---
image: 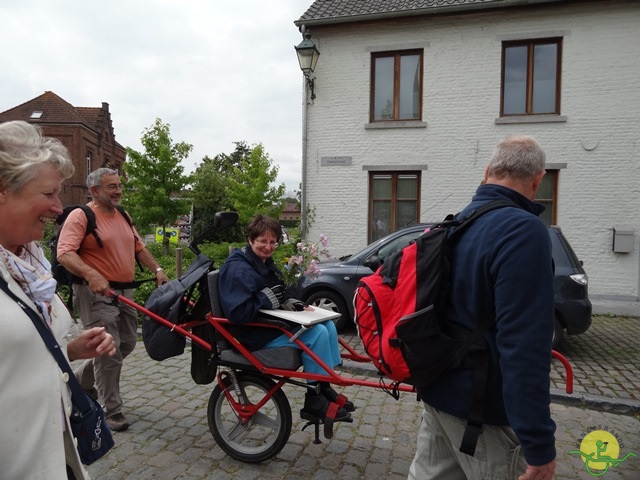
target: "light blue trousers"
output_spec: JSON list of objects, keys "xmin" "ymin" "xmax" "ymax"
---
[{"xmin": 262, "ymin": 320, "xmax": 341, "ymax": 376}]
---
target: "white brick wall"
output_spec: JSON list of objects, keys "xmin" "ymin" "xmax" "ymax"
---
[{"xmin": 302, "ymin": 1, "xmax": 640, "ymax": 301}]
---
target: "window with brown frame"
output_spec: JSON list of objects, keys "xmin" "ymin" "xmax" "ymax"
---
[
  {"xmin": 371, "ymin": 50, "xmax": 423, "ymax": 122},
  {"xmin": 501, "ymin": 38, "xmax": 562, "ymax": 116},
  {"xmin": 369, "ymin": 172, "xmax": 420, "ymax": 242},
  {"xmin": 86, "ymin": 150, "xmax": 93, "ymax": 176},
  {"xmin": 536, "ymin": 170, "xmax": 558, "ymax": 225}
]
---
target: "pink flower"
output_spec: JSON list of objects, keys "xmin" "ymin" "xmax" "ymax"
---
[{"xmin": 281, "ymin": 235, "xmax": 332, "ymax": 287}]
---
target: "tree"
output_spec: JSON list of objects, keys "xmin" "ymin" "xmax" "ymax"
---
[
  {"xmin": 225, "ymin": 143, "xmax": 286, "ymax": 226},
  {"xmin": 190, "ymin": 142, "xmax": 285, "ymax": 242},
  {"xmin": 124, "ymin": 118, "xmax": 192, "ymax": 253},
  {"xmin": 189, "ymin": 155, "xmax": 242, "ymax": 243}
]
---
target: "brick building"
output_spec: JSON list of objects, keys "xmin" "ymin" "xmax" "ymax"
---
[
  {"xmin": 0, "ymin": 91, "xmax": 126, "ymax": 206},
  {"xmin": 280, "ymin": 201, "xmax": 301, "ymax": 222}
]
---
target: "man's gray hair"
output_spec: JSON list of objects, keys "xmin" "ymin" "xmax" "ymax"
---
[
  {"xmin": 87, "ymin": 168, "xmax": 119, "ymax": 189},
  {"xmin": 487, "ymin": 135, "xmax": 546, "ymax": 180}
]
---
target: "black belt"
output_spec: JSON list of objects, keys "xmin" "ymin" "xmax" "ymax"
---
[{"xmin": 73, "ymin": 278, "xmax": 155, "ymax": 289}]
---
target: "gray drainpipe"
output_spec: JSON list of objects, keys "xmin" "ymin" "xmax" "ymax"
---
[{"xmin": 301, "ymin": 74, "xmax": 309, "ymax": 240}]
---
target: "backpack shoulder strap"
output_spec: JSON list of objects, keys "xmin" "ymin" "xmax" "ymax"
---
[
  {"xmin": 78, "ymin": 204, "xmax": 103, "ymax": 248},
  {"xmin": 449, "ymin": 199, "xmax": 518, "ymax": 240},
  {"xmin": 115, "ymin": 205, "xmax": 133, "ymax": 227},
  {"xmin": 113, "ymin": 206, "xmax": 144, "ymax": 271}
]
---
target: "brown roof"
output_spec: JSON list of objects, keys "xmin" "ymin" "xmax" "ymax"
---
[
  {"xmin": 296, "ymin": 0, "xmax": 565, "ymax": 26},
  {"xmin": 0, "ymin": 91, "xmax": 93, "ymax": 129},
  {"xmin": 75, "ymin": 106, "xmax": 103, "ymax": 130}
]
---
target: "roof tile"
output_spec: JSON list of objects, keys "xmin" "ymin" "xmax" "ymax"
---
[
  {"xmin": 297, "ymin": 0, "xmax": 558, "ymax": 23},
  {"xmin": 0, "ymin": 91, "xmax": 92, "ymax": 128}
]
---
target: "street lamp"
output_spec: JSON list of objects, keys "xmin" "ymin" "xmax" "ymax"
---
[{"xmin": 295, "ymin": 31, "xmax": 320, "ymax": 100}]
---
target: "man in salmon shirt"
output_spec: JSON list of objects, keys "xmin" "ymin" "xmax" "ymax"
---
[{"xmin": 57, "ymin": 168, "xmax": 170, "ymax": 431}]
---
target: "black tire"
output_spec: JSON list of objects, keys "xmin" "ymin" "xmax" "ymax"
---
[
  {"xmin": 207, "ymin": 372, "xmax": 292, "ymax": 463},
  {"xmin": 552, "ymin": 316, "xmax": 564, "ymax": 350},
  {"xmin": 306, "ymin": 289, "xmax": 349, "ymax": 331}
]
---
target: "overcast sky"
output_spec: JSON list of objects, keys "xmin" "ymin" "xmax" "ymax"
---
[{"xmin": 0, "ymin": 0, "xmax": 309, "ymax": 193}]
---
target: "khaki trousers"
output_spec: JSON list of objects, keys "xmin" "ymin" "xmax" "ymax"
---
[
  {"xmin": 408, "ymin": 402, "xmax": 527, "ymax": 480},
  {"xmin": 73, "ymin": 285, "xmax": 137, "ymax": 417}
]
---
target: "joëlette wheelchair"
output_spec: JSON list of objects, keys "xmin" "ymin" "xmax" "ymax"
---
[{"xmin": 110, "ymin": 212, "xmax": 574, "ymax": 464}]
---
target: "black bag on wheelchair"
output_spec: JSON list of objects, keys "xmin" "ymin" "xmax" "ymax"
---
[{"xmin": 142, "ymin": 253, "xmax": 213, "ymax": 361}]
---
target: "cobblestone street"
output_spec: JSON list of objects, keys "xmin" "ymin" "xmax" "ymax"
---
[{"xmin": 84, "ymin": 315, "xmax": 639, "ymax": 479}]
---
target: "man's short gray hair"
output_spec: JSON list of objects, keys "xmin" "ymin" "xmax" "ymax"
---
[
  {"xmin": 487, "ymin": 135, "xmax": 546, "ymax": 180},
  {"xmin": 87, "ymin": 168, "xmax": 119, "ymax": 189}
]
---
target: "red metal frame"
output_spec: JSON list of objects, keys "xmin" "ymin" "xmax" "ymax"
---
[{"xmin": 111, "ymin": 290, "xmax": 573, "ymax": 396}]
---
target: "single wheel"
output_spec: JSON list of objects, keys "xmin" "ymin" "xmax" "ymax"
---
[
  {"xmin": 207, "ymin": 372, "xmax": 292, "ymax": 463},
  {"xmin": 306, "ymin": 289, "xmax": 349, "ymax": 331},
  {"xmin": 552, "ymin": 316, "xmax": 564, "ymax": 350}
]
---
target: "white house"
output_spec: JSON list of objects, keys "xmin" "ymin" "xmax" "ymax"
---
[{"xmin": 293, "ymin": 0, "xmax": 640, "ymax": 303}]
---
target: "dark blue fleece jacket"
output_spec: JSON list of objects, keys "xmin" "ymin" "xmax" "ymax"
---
[
  {"xmin": 217, "ymin": 245, "xmax": 285, "ymax": 350},
  {"xmin": 418, "ymin": 184, "xmax": 556, "ymax": 466}
]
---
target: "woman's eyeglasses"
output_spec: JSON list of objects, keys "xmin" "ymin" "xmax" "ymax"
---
[{"xmin": 254, "ymin": 239, "xmax": 279, "ymax": 248}]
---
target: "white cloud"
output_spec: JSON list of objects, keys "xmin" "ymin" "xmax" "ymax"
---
[{"xmin": 0, "ymin": 0, "xmax": 307, "ymax": 193}]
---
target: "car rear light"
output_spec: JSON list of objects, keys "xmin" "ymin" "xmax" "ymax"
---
[{"xmin": 570, "ymin": 273, "xmax": 588, "ymax": 285}]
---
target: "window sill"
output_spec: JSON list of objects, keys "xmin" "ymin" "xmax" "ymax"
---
[
  {"xmin": 365, "ymin": 121, "xmax": 427, "ymax": 129},
  {"xmin": 495, "ymin": 115, "xmax": 567, "ymax": 125}
]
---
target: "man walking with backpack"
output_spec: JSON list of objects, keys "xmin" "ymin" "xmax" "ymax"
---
[
  {"xmin": 408, "ymin": 136, "xmax": 556, "ymax": 480},
  {"xmin": 57, "ymin": 168, "xmax": 170, "ymax": 431}
]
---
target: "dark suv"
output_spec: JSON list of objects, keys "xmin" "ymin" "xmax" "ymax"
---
[{"xmin": 289, "ymin": 224, "xmax": 591, "ymax": 348}]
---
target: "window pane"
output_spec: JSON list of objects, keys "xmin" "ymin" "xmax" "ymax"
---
[
  {"xmin": 536, "ymin": 172, "xmax": 554, "ymax": 199},
  {"xmin": 372, "ymin": 175, "xmax": 392, "ymax": 198},
  {"xmin": 396, "ymin": 200, "xmax": 417, "ymax": 227},
  {"xmin": 372, "ymin": 201, "xmax": 391, "ymax": 240},
  {"xmin": 537, "ymin": 201, "xmax": 552, "ymax": 226},
  {"xmin": 399, "ymin": 55, "xmax": 420, "ymax": 119},
  {"xmin": 535, "ymin": 170, "xmax": 556, "ymax": 225},
  {"xmin": 374, "ymin": 57, "xmax": 394, "ymax": 120},
  {"xmin": 397, "ymin": 174, "xmax": 417, "ymax": 198},
  {"xmin": 532, "ymin": 43, "xmax": 557, "ymax": 113},
  {"xmin": 504, "ymin": 46, "xmax": 527, "ymax": 114}
]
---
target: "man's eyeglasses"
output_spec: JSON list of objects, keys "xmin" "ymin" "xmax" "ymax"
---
[
  {"xmin": 254, "ymin": 239, "xmax": 279, "ymax": 248},
  {"xmin": 100, "ymin": 183, "xmax": 124, "ymax": 192}
]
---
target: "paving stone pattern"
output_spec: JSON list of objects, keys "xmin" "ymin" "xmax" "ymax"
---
[
  {"xmin": 550, "ymin": 316, "xmax": 639, "ymax": 403},
  {"xmin": 86, "ymin": 315, "xmax": 639, "ymax": 479}
]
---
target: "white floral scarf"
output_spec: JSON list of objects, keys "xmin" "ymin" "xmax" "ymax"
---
[{"xmin": 0, "ymin": 242, "xmax": 56, "ymax": 324}]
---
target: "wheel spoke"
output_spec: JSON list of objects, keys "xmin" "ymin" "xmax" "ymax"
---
[
  {"xmin": 226, "ymin": 421, "xmax": 249, "ymax": 442},
  {"xmin": 251, "ymin": 411, "xmax": 280, "ymax": 430}
]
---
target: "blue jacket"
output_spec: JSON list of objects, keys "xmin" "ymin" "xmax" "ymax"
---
[
  {"xmin": 418, "ymin": 184, "xmax": 556, "ymax": 466},
  {"xmin": 218, "ymin": 245, "xmax": 285, "ymax": 350}
]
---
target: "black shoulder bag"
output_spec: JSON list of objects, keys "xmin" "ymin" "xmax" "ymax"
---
[{"xmin": 0, "ymin": 277, "xmax": 114, "ymax": 465}]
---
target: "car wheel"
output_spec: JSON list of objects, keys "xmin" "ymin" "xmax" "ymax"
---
[
  {"xmin": 306, "ymin": 290, "xmax": 349, "ymax": 331},
  {"xmin": 552, "ymin": 316, "xmax": 564, "ymax": 350}
]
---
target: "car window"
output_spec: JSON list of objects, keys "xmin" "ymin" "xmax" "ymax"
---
[
  {"xmin": 548, "ymin": 229, "xmax": 572, "ymax": 269},
  {"xmin": 377, "ymin": 230, "xmax": 424, "ymax": 262}
]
